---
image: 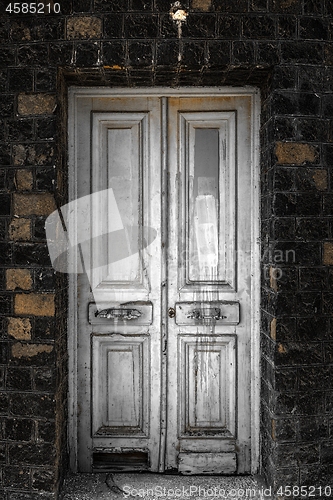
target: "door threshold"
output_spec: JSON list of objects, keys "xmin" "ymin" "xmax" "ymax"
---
[{"xmin": 61, "ymin": 472, "xmax": 271, "ymax": 500}]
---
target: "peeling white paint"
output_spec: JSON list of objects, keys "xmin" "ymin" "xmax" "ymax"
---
[
  {"xmin": 170, "ymin": 2, "xmax": 188, "ymax": 61},
  {"xmin": 171, "ymin": 8, "xmax": 187, "ymax": 22}
]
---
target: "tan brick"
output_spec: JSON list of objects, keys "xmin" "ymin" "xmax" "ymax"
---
[
  {"xmin": 15, "ymin": 170, "xmax": 33, "ymax": 190},
  {"xmin": 8, "ymin": 218, "xmax": 31, "ymax": 241},
  {"xmin": 191, "ymin": 0, "xmax": 212, "ymax": 10},
  {"xmin": 13, "ymin": 193, "xmax": 56, "ymax": 216},
  {"xmin": 270, "ymin": 318, "xmax": 276, "ymax": 341},
  {"xmin": 312, "ymin": 170, "xmax": 327, "ymax": 191},
  {"xmin": 14, "ymin": 293, "xmax": 55, "ymax": 317},
  {"xmin": 7, "ymin": 317, "xmax": 32, "ymax": 340},
  {"xmin": 10, "ymin": 22, "xmax": 31, "ymax": 41},
  {"xmin": 275, "ymin": 142, "xmax": 317, "ymax": 165},
  {"xmin": 12, "ymin": 342, "xmax": 53, "ymax": 359},
  {"xmin": 17, "ymin": 93, "xmax": 56, "ymax": 115},
  {"xmin": 13, "ymin": 144, "xmax": 54, "ymax": 166},
  {"xmin": 67, "ymin": 16, "xmax": 102, "ymax": 39},
  {"xmin": 278, "ymin": 343, "xmax": 287, "ymax": 354},
  {"xmin": 13, "ymin": 144, "xmax": 27, "ymax": 166},
  {"xmin": 6, "ymin": 269, "xmax": 32, "ymax": 291},
  {"xmin": 323, "ymin": 242, "xmax": 333, "ymax": 265},
  {"xmin": 269, "ymin": 267, "xmax": 278, "ymax": 292}
]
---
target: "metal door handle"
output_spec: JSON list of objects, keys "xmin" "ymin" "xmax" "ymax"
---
[
  {"xmin": 95, "ymin": 308, "xmax": 142, "ymax": 320},
  {"xmin": 187, "ymin": 307, "xmax": 227, "ymax": 321}
]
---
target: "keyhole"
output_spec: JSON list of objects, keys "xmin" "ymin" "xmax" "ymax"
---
[{"xmin": 168, "ymin": 307, "xmax": 176, "ymax": 318}]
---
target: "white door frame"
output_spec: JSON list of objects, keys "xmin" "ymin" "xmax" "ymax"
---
[{"xmin": 67, "ymin": 87, "xmax": 261, "ymax": 474}]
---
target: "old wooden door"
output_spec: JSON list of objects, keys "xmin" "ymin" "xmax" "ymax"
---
[{"xmin": 68, "ymin": 89, "xmax": 259, "ymax": 475}]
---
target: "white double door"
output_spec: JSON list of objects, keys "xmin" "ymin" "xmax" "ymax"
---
[{"xmin": 70, "ymin": 90, "xmax": 259, "ymax": 474}]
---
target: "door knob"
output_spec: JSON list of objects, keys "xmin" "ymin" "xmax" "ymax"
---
[{"xmin": 168, "ymin": 307, "xmax": 176, "ymax": 318}]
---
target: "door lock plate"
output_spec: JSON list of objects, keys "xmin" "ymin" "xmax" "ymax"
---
[
  {"xmin": 88, "ymin": 302, "xmax": 153, "ymax": 325},
  {"xmin": 175, "ymin": 301, "xmax": 240, "ymax": 325}
]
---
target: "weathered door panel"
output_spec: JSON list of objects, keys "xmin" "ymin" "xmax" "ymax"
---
[
  {"xmin": 71, "ymin": 91, "xmax": 258, "ymax": 474},
  {"xmin": 75, "ymin": 96, "xmax": 162, "ymax": 472},
  {"xmin": 166, "ymin": 97, "xmax": 253, "ymax": 473}
]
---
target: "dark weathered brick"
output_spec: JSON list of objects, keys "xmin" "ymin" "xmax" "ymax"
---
[
  {"xmin": 298, "ymin": 65, "xmax": 324, "ymax": 91},
  {"xmin": 296, "ymin": 193, "xmax": 321, "ymax": 216},
  {"xmin": 270, "ymin": 0, "xmax": 301, "ymax": 13},
  {"xmin": 75, "ymin": 42, "xmax": 100, "ymax": 66},
  {"xmin": 32, "ymin": 468, "xmax": 57, "ymax": 492},
  {"xmin": 9, "ymin": 20, "xmax": 35, "ymax": 42},
  {"xmin": 33, "ymin": 269, "xmax": 56, "ymax": 292},
  {"xmin": 48, "ymin": 42, "xmax": 73, "ymax": 65},
  {"xmin": 300, "ymin": 17, "xmax": 328, "ymax": 40},
  {"xmin": 9, "ymin": 393, "xmax": 55, "ymax": 419},
  {"xmin": 0, "ymin": 294, "xmax": 12, "ymax": 315},
  {"xmin": 3, "ymin": 466, "xmax": 31, "ymax": 489},
  {"xmin": 13, "ymin": 243, "xmax": 52, "ymax": 267},
  {"xmin": 242, "ymin": 15, "xmax": 276, "ymax": 38},
  {"xmin": 35, "ymin": 69, "xmax": 57, "ymax": 92},
  {"xmin": 299, "ymin": 268, "xmax": 327, "ymax": 291},
  {"xmin": 281, "ymin": 41, "xmax": 324, "ymax": 64},
  {"xmin": 7, "ymin": 119, "xmax": 34, "ymax": 142},
  {"xmin": 102, "ymin": 41, "xmax": 126, "ymax": 66},
  {"xmin": 128, "ymin": 40, "xmax": 154, "ymax": 66},
  {"xmin": 207, "ymin": 40, "xmax": 231, "ymax": 67},
  {"xmin": 181, "ymin": 40, "xmax": 206, "ymax": 67},
  {"xmin": 300, "ymin": 463, "xmax": 333, "ymax": 487},
  {"xmin": 9, "ymin": 443, "xmax": 56, "ymax": 466},
  {"xmin": 125, "ymin": 14, "xmax": 158, "ymax": 38},
  {"xmin": 214, "ymin": 0, "xmax": 248, "ymax": 13},
  {"xmin": 6, "ymin": 368, "xmax": 32, "ymax": 391},
  {"xmin": 73, "ymin": 0, "xmax": 93, "ymax": 12},
  {"xmin": 0, "ymin": 194, "xmax": 11, "ymax": 216},
  {"xmin": 257, "ymin": 42, "xmax": 280, "ymax": 65},
  {"xmin": 156, "ymin": 41, "xmax": 180, "ymax": 67},
  {"xmin": 35, "ymin": 118, "xmax": 56, "ymax": 141},
  {"xmin": 130, "ymin": 0, "xmax": 153, "ymax": 10},
  {"xmin": 0, "ymin": 46, "xmax": 17, "ymax": 69},
  {"xmin": 34, "ymin": 318, "xmax": 55, "ymax": 340},
  {"xmin": 217, "ymin": 15, "xmax": 241, "ymax": 38},
  {"xmin": 17, "ymin": 44, "xmax": 49, "ymax": 67},
  {"xmin": 232, "ymin": 41, "xmax": 255, "ymax": 64},
  {"xmin": 295, "ymin": 218, "xmax": 329, "ymax": 241},
  {"xmin": 182, "ymin": 13, "xmax": 216, "ymax": 38},
  {"xmin": 35, "ymin": 18, "xmax": 65, "ymax": 41},
  {"xmin": 277, "ymin": 15, "xmax": 297, "ymax": 38},
  {"xmin": 273, "ymin": 418, "xmax": 297, "ymax": 441},
  {"xmin": 94, "ymin": 0, "xmax": 128, "ymax": 12},
  {"xmin": 103, "ymin": 14, "xmax": 124, "ymax": 38},
  {"xmin": 8, "ymin": 69, "xmax": 33, "ymax": 92},
  {"xmin": 298, "ymin": 416, "xmax": 328, "ymax": 442},
  {"xmin": 36, "ymin": 419, "xmax": 56, "ymax": 443},
  {"xmin": 33, "ymin": 367, "xmax": 56, "ymax": 392},
  {"xmin": 321, "ymin": 442, "xmax": 333, "ymax": 464},
  {"xmin": 5, "ymin": 418, "xmax": 33, "ymax": 442}
]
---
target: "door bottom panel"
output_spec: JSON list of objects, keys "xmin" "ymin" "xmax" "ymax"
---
[
  {"xmin": 92, "ymin": 450, "xmax": 149, "ymax": 472},
  {"xmin": 178, "ymin": 452, "xmax": 237, "ymax": 475}
]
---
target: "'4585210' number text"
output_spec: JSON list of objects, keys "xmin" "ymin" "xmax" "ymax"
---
[{"xmin": 6, "ymin": 3, "xmax": 61, "ymax": 13}]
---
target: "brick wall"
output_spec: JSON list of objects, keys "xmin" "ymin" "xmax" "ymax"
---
[{"xmin": 0, "ymin": 0, "xmax": 332, "ymax": 497}]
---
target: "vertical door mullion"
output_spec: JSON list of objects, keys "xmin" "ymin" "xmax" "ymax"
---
[{"xmin": 158, "ymin": 96, "xmax": 168, "ymax": 471}]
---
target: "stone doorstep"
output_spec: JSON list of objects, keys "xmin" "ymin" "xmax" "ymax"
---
[{"xmin": 60, "ymin": 473, "xmax": 270, "ymax": 500}]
